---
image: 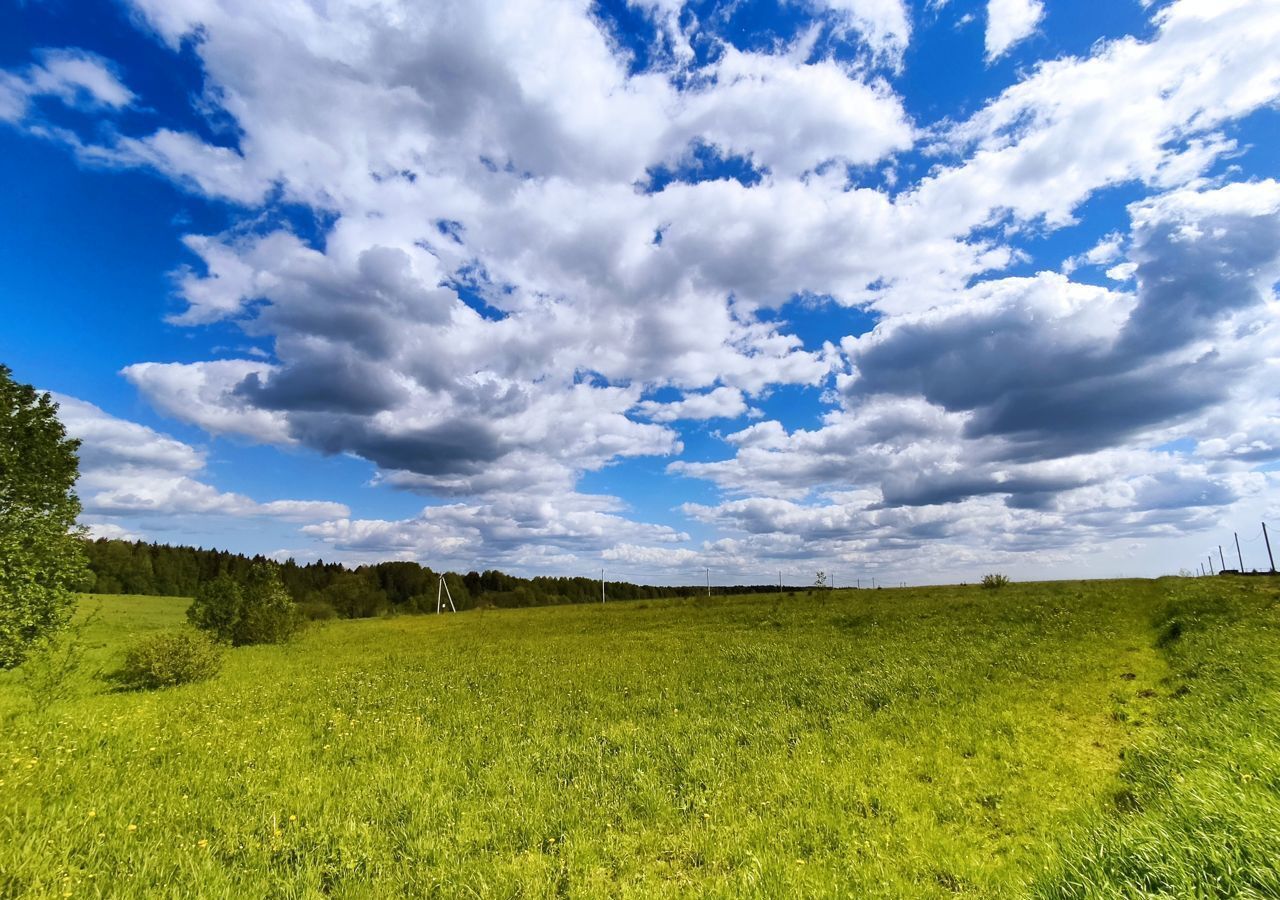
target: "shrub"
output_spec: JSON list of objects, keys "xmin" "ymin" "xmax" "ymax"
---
[
  {"xmin": 187, "ymin": 564, "xmax": 301, "ymax": 645},
  {"xmin": 187, "ymin": 575, "xmax": 243, "ymax": 642},
  {"xmin": 118, "ymin": 629, "xmax": 222, "ymax": 689},
  {"xmin": 982, "ymin": 573, "xmax": 1011, "ymax": 589}
]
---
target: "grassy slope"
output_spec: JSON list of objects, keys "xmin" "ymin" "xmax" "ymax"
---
[{"xmin": 0, "ymin": 578, "xmax": 1273, "ymax": 898}]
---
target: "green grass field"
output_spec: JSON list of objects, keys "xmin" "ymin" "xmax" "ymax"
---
[{"xmin": 1, "ymin": 578, "xmax": 1277, "ymax": 898}]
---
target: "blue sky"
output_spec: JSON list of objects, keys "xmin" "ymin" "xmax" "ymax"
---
[{"xmin": 2, "ymin": 0, "xmax": 1279, "ymax": 584}]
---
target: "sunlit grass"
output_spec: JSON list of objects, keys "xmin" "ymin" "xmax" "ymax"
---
[{"xmin": 1, "ymin": 578, "xmax": 1275, "ymax": 897}]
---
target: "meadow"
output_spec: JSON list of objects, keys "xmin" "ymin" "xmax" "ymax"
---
[{"xmin": 0, "ymin": 577, "xmax": 1276, "ymax": 898}]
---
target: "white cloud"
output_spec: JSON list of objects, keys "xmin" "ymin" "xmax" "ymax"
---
[
  {"xmin": 120, "ymin": 360, "xmax": 293, "ymax": 444},
  {"xmin": 0, "ymin": 48, "xmax": 134, "ymax": 123},
  {"xmin": 807, "ymin": 0, "xmax": 912, "ymax": 62},
  {"xmin": 634, "ymin": 386, "xmax": 748, "ymax": 422},
  {"xmin": 985, "ymin": 0, "xmax": 1044, "ymax": 61},
  {"xmin": 302, "ymin": 491, "xmax": 689, "ymax": 572},
  {"xmin": 53, "ymin": 393, "xmax": 347, "ymax": 522},
  {"xmin": 54, "ymin": 394, "xmax": 348, "ymax": 527},
  {"xmin": 670, "ymin": 177, "xmax": 1280, "ymax": 574},
  {"xmin": 924, "ymin": 0, "xmax": 1280, "ymax": 238},
  {"xmin": 1062, "ymin": 232, "xmax": 1124, "ymax": 273}
]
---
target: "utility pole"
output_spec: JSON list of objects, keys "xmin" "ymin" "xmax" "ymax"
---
[
  {"xmin": 1208, "ymin": 554, "xmax": 1214, "ymax": 576},
  {"xmin": 1265, "ymin": 522, "xmax": 1277, "ymax": 573},
  {"xmin": 601, "ymin": 568, "xmax": 605, "ymax": 603},
  {"xmin": 436, "ymin": 573, "xmax": 456, "ymax": 613},
  {"xmin": 778, "ymin": 571, "xmax": 782, "ymax": 591},
  {"xmin": 1235, "ymin": 532, "xmax": 1244, "ymax": 572},
  {"xmin": 1219, "ymin": 545, "xmax": 1227, "ymax": 573},
  {"xmin": 706, "ymin": 567, "xmax": 710, "ymax": 597}
]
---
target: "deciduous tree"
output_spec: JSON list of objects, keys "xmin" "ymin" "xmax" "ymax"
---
[{"xmin": 0, "ymin": 364, "xmax": 88, "ymax": 668}]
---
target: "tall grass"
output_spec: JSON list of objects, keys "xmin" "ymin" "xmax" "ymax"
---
[
  {"xmin": 0, "ymin": 578, "xmax": 1273, "ymax": 897},
  {"xmin": 1034, "ymin": 578, "xmax": 1280, "ymax": 898}
]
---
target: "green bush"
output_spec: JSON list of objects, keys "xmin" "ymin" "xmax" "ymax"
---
[
  {"xmin": 187, "ymin": 575, "xmax": 243, "ymax": 642},
  {"xmin": 187, "ymin": 564, "xmax": 301, "ymax": 645},
  {"xmin": 118, "ymin": 629, "xmax": 223, "ymax": 689},
  {"xmin": 982, "ymin": 573, "xmax": 1011, "ymax": 589}
]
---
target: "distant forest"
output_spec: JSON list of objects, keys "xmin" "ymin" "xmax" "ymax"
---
[{"xmin": 81, "ymin": 538, "xmax": 791, "ymax": 618}]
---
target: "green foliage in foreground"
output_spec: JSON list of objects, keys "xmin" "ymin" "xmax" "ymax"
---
[
  {"xmin": 0, "ymin": 577, "xmax": 1276, "ymax": 897},
  {"xmin": 0, "ymin": 364, "xmax": 88, "ymax": 669},
  {"xmin": 117, "ymin": 630, "xmax": 224, "ymax": 690}
]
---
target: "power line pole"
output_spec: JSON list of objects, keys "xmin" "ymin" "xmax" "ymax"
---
[
  {"xmin": 1207, "ymin": 554, "xmax": 1214, "ymax": 576},
  {"xmin": 436, "ymin": 573, "xmax": 456, "ymax": 613},
  {"xmin": 601, "ymin": 568, "xmax": 605, "ymax": 604},
  {"xmin": 706, "ymin": 566, "xmax": 710, "ymax": 597},
  {"xmin": 1265, "ymin": 522, "xmax": 1277, "ymax": 573},
  {"xmin": 778, "ymin": 571, "xmax": 782, "ymax": 592},
  {"xmin": 1219, "ymin": 545, "xmax": 1226, "ymax": 573},
  {"xmin": 1235, "ymin": 532, "xmax": 1244, "ymax": 572}
]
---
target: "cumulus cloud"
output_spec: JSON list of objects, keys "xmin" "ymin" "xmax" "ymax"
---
[
  {"xmin": 984, "ymin": 0, "xmax": 1044, "ymax": 61},
  {"xmin": 634, "ymin": 386, "xmax": 748, "ymax": 422},
  {"xmin": 924, "ymin": 0, "xmax": 1280, "ymax": 238},
  {"xmin": 0, "ymin": 48, "xmax": 133, "ymax": 123},
  {"xmin": 807, "ymin": 0, "xmax": 912, "ymax": 62},
  {"xmin": 301, "ymin": 491, "xmax": 689, "ymax": 572},
  {"xmin": 673, "ymin": 179, "xmax": 1280, "ymax": 572},
  {"xmin": 53, "ymin": 394, "xmax": 349, "ymax": 523}
]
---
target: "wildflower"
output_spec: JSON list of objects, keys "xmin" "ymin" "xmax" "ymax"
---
[
  {"xmin": 126, "ymin": 824, "xmax": 137, "ymax": 832},
  {"xmin": 197, "ymin": 839, "xmax": 208, "ymax": 848}
]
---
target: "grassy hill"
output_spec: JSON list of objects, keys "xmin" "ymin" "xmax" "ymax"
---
[{"xmin": 0, "ymin": 578, "xmax": 1276, "ymax": 897}]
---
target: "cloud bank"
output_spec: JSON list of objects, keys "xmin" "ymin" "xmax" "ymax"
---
[{"xmin": 4, "ymin": 0, "xmax": 1280, "ymax": 581}]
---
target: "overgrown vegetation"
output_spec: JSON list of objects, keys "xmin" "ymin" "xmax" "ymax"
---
[
  {"xmin": 117, "ymin": 629, "xmax": 223, "ymax": 690},
  {"xmin": 983, "ymin": 572, "xmax": 1012, "ymax": 589},
  {"xmin": 0, "ymin": 577, "xmax": 1275, "ymax": 897}
]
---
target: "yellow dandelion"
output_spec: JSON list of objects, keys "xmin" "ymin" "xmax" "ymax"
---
[
  {"xmin": 127, "ymin": 824, "xmax": 137, "ymax": 832},
  {"xmin": 87, "ymin": 810, "xmax": 96, "ymax": 818},
  {"xmin": 197, "ymin": 839, "xmax": 208, "ymax": 848}
]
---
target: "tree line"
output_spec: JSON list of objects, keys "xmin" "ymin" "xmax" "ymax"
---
[{"xmin": 81, "ymin": 538, "xmax": 790, "ymax": 619}]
